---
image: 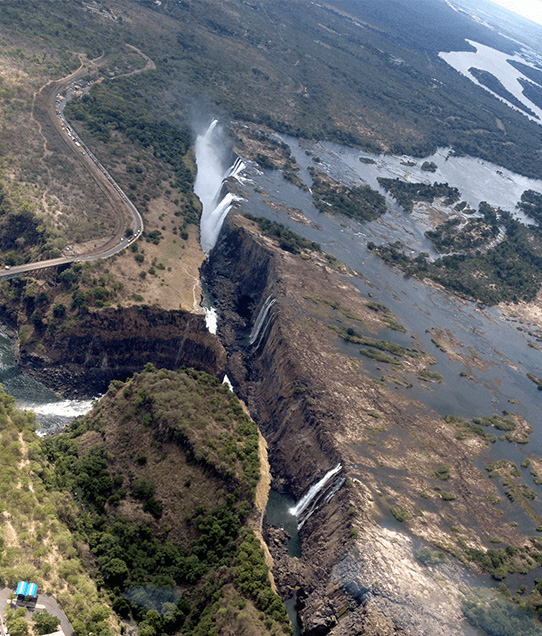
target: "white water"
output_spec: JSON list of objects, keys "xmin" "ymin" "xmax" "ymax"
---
[
  {"xmin": 0, "ymin": 329, "xmax": 97, "ymax": 432},
  {"xmin": 222, "ymin": 374, "xmax": 234, "ymax": 391},
  {"xmin": 203, "ymin": 306, "xmax": 218, "ymax": 334},
  {"xmin": 440, "ymin": 40, "xmax": 542, "ymax": 124},
  {"xmin": 309, "ymin": 141, "xmax": 542, "ymax": 223},
  {"xmin": 20, "ymin": 399, "xmax": 96, "ymax": 419},
  {"xmin": 194, "ymin": 120, "xmax": 246, "ymax": 255},
  {"xmin": 289, "ymin": 464, "xmax": 343, "ymax": 522},
  {"xmin": 249, "ymin": 296, "xmax": 277, "ymax": 346}
]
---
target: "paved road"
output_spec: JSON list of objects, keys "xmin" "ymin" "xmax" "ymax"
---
[{"xmin": 0, "ymin": 47, "xmax": 151, "ymax": 282}]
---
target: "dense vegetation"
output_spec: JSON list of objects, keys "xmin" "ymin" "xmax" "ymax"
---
[
  {"xmin": 66, "ymin": 76, "xmax": 200, "ymax": 222},
  {"xmin": 0, "ymin": 181, "xmax": 59, "ymax": 267},
  {"xmin": 518, "ymin": 190, "xmax": 542, "ymax": 225},
  {"xmin": 244, "ymin": 214, "xmax": 321, "ymax": 254},
  {"xmin": 519, "ymin": 80, "xmax": 542, "ymax": 112},
  {"xmin": 377, "ymin": 178, "xmax": 460, "ymax": 213},
  {"xmin": 310, "ymin": 169, "xmax": 387, "ymax": 222},
  {"xmin": 369, "ymin": 206, "xmax": 542, "ymax": 305},
  {"xmin": 1, "ymin": 0, "xmax": 542, "ymax": 275},
  {"xmin": 469, "ymin": 67, "xmax": 535, "ymax": 116},
  {"xmin": 0, "ymin": 385, "xmax": 120, "ymax": 636},
  {"xmin": 5, "ymin": 0, "xmax": 542, "ymax": 180},
  {"xmin": 41, "ymin": 367, "xmax": 291, "ymax": 636},
  {"xmin": 425, "ymin": 203, "xmax": 500, "ymax": 254}
]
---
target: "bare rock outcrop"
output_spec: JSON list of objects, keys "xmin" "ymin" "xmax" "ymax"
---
[{"xmin": 18, "ymin": 306, "xmax": 226, "ymax": 397}]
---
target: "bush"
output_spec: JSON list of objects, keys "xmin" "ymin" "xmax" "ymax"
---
[
  {"xmin": 33, "ymin": 610, "xmax": 60, "ymax": 635},
  {"xmin": 390, "ymin": 505, "xmax": 412, "ymax": 522},
  {"xmin": 432, "ymin": 465, "xmax": 451, "ymax": 480},
  {"xmin": 416, "ymin": 547, "xmax": 448, "ymax": 565},
  {"xmin": 52, "ymin": 303, "xmax": 66, "ymax": 320}
]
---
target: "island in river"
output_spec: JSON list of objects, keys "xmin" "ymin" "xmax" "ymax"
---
[{"xmin": 1, "ymin": 0, "xmax": 542, "ymax": 635}]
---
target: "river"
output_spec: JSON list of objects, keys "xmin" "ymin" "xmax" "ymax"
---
[
  {"xmin": 224, "ymin": 134, "xmax": 542, "ymax": 537},
  {"xmin": 0, "ymin": 328, "xmax": 95, "ymax": 433}
]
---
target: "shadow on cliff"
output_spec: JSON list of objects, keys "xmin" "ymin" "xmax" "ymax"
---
[{"xmin": 18, "ymin": 305, "xmax": 226, "ymax": 398}]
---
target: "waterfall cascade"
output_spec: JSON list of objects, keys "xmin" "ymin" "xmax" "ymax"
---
[
  {"xmin": 289, "ymin": 464, "xmax": 343, "ymax": 529},
  {"xmin": 194, "ymin": 120, "xmax": 246, "ymax": 255},
  {"xmin": 222, "ymin": 374, "xmax": 234, "ymax": 391},
  {"xmin": 21, "ymin": 399, "xmax": 96, "ymax": 418},
  {"xmin": 203, "ymin": 306, "xmax": 218, "ymax": 334},
  {"xmin": 249, "ymin": 296, "xmax": 277, "ymax": 346}
]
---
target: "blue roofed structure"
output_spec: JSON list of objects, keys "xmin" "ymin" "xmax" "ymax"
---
[{"xmin": 15, "ymin": 581, "xmax": 38, "ymax": 605}]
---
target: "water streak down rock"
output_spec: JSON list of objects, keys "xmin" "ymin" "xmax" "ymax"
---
[
  {"xmin": 249, "ymin": 295, "xmax": 277, "ymax": 346},
  {"xmin": 289, "ymin": 464, "xmax": 343, "ymax": 529}
]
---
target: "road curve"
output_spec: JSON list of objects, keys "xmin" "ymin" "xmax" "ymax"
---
[{"xmin": 0, "ymin": 47, "xmax": 152, "ymax": 282}]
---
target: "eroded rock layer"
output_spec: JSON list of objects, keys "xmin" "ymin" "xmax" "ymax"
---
[{"xmin": 18, "ymin": 306, "xmax": 226, "ymax": 397}]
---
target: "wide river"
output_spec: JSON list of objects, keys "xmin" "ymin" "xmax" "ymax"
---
[{"xmin": 228, "ymin": 134, "xmax": 542, "ymax": 536}]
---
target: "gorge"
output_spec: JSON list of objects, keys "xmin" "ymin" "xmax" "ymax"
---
[
  {"xmin": 6, "ymin": 112, "xmax": 542, "ymax": 634},
  {"xmin": 2, "ymin": 0, "xmax": 542, "ymax": 634}
]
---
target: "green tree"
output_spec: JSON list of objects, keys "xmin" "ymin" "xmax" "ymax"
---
[
  {"xmin": 7, "ymin": 617, "xmax": 29, "ymax": 636},
  {"xmin": 100, "ymin": 557, "xmax": 129, "ymax": 586},
  {"xmin": 33, "ymin": 610, "xmax": 60, "ymax": 636}
]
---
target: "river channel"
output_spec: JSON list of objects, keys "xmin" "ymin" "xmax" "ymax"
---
[
  {"xmin": 229, "ymin": 135, "xmax": 542, "ymax": 537},
  {"xmin": 0, "ymin": 328, "xmax": 94, "ymax": 433}
]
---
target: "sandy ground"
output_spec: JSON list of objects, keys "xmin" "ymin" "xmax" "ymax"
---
[{"xmin": 499, "ymin": 293, "xmax": 542, "ymax": 331}]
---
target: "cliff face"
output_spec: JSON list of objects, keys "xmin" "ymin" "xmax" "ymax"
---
[
  {"xmin": 204, "ymin": 216, "xmax": 356, "ymax": 634},
  {"xmin": 18, "ymin": 306, "xmax": 226, "ymax": 397},
  {"xmin": 204, "ymin": 214, "xmax": 526, "ymax": 636},
  {"xmin": 204, "ymin": 217, "xmax": 341, "ymax": 496}
]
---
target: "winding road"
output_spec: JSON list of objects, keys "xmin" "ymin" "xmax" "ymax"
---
[{"xmin": 0, "ymin": 46, "xmax": 154, "ymax": 282}]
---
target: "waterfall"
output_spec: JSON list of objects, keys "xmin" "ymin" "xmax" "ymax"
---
[
  {"xmin": 194, "ymin": 119, "xmax": 246, "ymax": 255},
  {"xmin": 251, "ymin": 303, "xmax": 276, "ymax": 349},
  {"xmin": 289, "ymin": 464, "xmax": 343, "ymax": 528},
  {"xmin": 222, "ymin": 374, "xmax": 234, "ymax": 391},
  {"xmin": 249, "ymin": 296, "xmax": 277, "ymax": 346},
  {"xmin": 203, "ymin": 306, "xmax": 218, "ymax": 334},
  {"xmin": 227, "ymin": 156, "xmax": 246, "ymax": 180}
]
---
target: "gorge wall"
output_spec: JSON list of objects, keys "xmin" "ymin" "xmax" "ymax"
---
[
  {"xmin": 203, "ymin": 213, "xmax": 498, "ymax": 636},
  {"xmin": 18, "ymin": 306, "xmax": 226, "ymax": 398},
  {"xmin": 204, "ymin": 214, "xmax": 362, "ymax": 635}
]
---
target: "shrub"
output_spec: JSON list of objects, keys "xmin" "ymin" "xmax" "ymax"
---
[
  {"xmin": 416, "ymin": 547, "xmax": 448, "ymax": 565},
  {"xmin": 390, "ymin": 505, "xmax": 412, "ymax": 522},
  {"xmin": 432, "ymin": 465, "xmax": 451, "ymax": 481}
]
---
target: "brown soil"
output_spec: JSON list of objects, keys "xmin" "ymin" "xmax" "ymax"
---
[{"xmin": 104, "ymin": 194, "xmax": 205, "ymax": 311}]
